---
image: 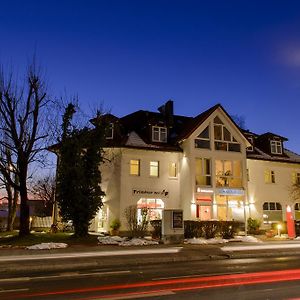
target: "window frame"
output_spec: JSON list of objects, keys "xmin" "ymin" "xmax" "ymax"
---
[
  {"xmin": 168, "ymin": 162, "xmax": 177, "ymax": 178},
  {"xmin": 195, "ymin": 126, "xmax": 210, "ymax": 149},
  {"xmin": 264, "ymin": 170, "xmax": 276, "ymax": 184},
  {"xmin": 215, "ymin": 160, "xmax": 242, "ymax": 188},
  {"xmin": 129, "ymin": 159, "xmax": 140, "ymax": 176},
  {"xmin": 152, "ymin": 126, "xmax": 167, "ymax": 143},
  {"xmin": 106, "ymin": 123, "xmax": 114, "ymax": 139},
  {"xmin": 270, "ymin": 140, "xmax": 282, "ymax": 155},
  {"xmin": 150, "ymin": 161, "xmax": 159, "ymax": 177},
  {"xmin": 213, "ymin": 117, "xmax": 241, "ymax": 152},
  {"xmin": 195, "ymin": 158, "xmax": 212, "ymax": 187}
]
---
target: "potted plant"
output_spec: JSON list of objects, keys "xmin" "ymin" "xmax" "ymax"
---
[{"xmin": 110, "ymin": 219, "xmax": 121, "ymax": 236}]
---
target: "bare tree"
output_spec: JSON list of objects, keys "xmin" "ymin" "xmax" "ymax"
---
[
  {"xmin": 0, "ymin": 62, "xmax": 53, "ymax": 236},
  {"xmin": 30, "ymin": 174, "xmax": 55, "ymax": 217},
  {"xmin": 0, "ymin": 147, "xmax": 19, "ymax": 231}
]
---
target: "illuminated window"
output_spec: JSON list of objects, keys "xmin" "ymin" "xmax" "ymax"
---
[
  {"xmin": 152, "ymin": 126, "xmax": 167, "ymax": 142},
  {"xmin": 150, "ymin": 161, "xmax": 159, "ymax": 177},
  {"xmin": 105, "ymin": 123, "xmax": 114, "ymax": 139},
  {"xmin": 137, "ymin": 198, "xmax": 164, "ymax": 221},
  {"xmin": 130, "ymin": 159, "xmax": 140, "ymax": 176},
  {"xmin": 292, "ymin": 172, "xmax": 300, "ymax": 185},
  {"xmin": 263, "ymin": 202, "xmax": 282, "ymax": 223},
  {"xmin": 213, "ymin": 116, "xmax": 240, "ymax": 152},
  {"xmin": 264, "ymin": 170, "xmax": 275, "ymax": 184},
  {"xmin": 270, "ymin": 140, "xmax": 282, "ymax": 154},
  {"xmin": 215, "ymin": 160, "xmax": 242, "ymax": 188},
  {"xmin": 169, "ymin": 162, "xmax": 177, "ymax": 178},
  {"xmin": 195, "ymin": 158, "xmax": 211, "ymax": 186},
  {"xmin": 195, "ymin": 126, "xmax": 210, "ymax": 149}
]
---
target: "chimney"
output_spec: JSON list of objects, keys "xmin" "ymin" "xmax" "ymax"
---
[{"xmin": 158, "ymin": 99, "xmax": 174, "ymax": 127}]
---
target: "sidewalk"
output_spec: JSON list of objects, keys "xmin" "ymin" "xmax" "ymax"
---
[{"xmin": 1, "ymin": 239, "xmax": 300, "ymax": 275}]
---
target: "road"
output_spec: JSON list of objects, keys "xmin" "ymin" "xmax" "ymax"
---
[{"xmin": 2, "ymin": 255, "xmax": 300, "ymax": 299}]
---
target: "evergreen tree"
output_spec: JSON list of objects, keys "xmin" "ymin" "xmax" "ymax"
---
[{"xmin": 56, "ymin": 104, "xmax": 105, "ymax": 237}]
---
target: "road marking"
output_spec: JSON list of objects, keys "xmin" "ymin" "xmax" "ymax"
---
[
  {"xmin": 0, "ymin": 271, "xmax": 131, "ymax": 283},
  {"xmin": 88, "ymin": 290, "xmax": 175, "ymax": 299},
  {"xmin": 222, "ymin": 244, "xmax": 300, "ymax": 252},
  {"xmin": 0, "ymin": 288, "xmax": 29, "ymax": 293},
  {"xmin": 153, "ymin": 271, "xmax": 244, "ymax": 281},
  {"xmin": 0, "ymin": 248, "xmax": 182, "ymax": 262},
  {"xmin": 0, "ymin": 277, "xmax": 30, "ymax": 283}
]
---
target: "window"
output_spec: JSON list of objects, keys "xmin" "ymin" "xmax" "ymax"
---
[
  {"xmin": 130, "ymin": 159, "xmax": 140, "ymax": 176},
  {"xmin": 264, "ymin": 170, "xmax": 275, "ymax": 184},
  {"xmin": 215, "ymin": 160, "xmax": 242, "ymax": 188},
  {"xmin": 195, "ymin": 158, "xmax": 211, "ymax": 186},
  {"xmin": 213, "ymin": 116, "xmax": 241, "ymax": 152},
  {"xmin": 292, "ymin": 172, "xmax": 300, "ymax": 185},
  {"xmin": 263, "ymin": 202, "xmax": 282, "ymax": 223},
  {"xmin": 152, "ymin": 126, "xmax": 167, "ymax": 142},
  {"xmin": 270, "ymin": 140, "xmax": 282, "ymax": 154},
  {"xmin": 105, "ymin": 123, "xmax": 114, "ymax": 139},
  {"xmin": 150, "ymin": 161, "xmax": 159, "ymax": 177},
  {"xmin": 137, "ymin": 198, "xmax": 164, "ymax": 221},
  {"xmin": 195, "ymin": 126, "xmax": 210, "ymax": 149},
  {"xmin": 295, "ymin": 203, "xmax": 300, "ymax": 220},
  {"xmin": 169, "ymin": 162, "xmax": 177, "ymax": 178}
]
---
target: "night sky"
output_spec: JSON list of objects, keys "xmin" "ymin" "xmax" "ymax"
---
[{"xmin": 1, "ymin": 0, "xmax": 300, "ymax": 152}]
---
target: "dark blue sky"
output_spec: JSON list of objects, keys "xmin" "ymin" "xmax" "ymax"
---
[{"xmin": 1, "ymin": 0, "xmax": 300, "ymax": 151}]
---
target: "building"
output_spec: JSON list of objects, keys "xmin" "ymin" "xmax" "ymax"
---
[{"xmin": 86, "ymin": 100, "xmax": 300, "ymax": 232}]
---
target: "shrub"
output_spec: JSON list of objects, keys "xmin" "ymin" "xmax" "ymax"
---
[
  {"xmin": 219, "ymin": 221, "xmax": 240, "ymax": 239},
  {"xmin": 202, "ymin": 221, "xmax": 220, "ymax": 239},
  {"xmin": 110, "ymin": 219, "xmax": 121, "ymax": 231},
  {"xmin": 150, "ymin": 219, "xmax": 162, "ymax": 239},
  {"xmin": 247, "ymin": 218, "xmax": 261, "ymax": 234},
  {"xmin": 124, "ymin": 205, "xmax": 149, "ymax": 238},
  {"xmin": 184, "ymin": 220, "xmax": 203, "ymax": 238}
]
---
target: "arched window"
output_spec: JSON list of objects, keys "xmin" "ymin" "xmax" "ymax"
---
[{"xmin": 263, "ymin": 202, "xmax": 282, "ymax": 223}]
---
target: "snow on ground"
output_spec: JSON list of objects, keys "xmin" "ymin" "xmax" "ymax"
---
[
  {"xmin": 231, "ymin": 235, "xmax": 262, "ymax": 243},
  {"xmin": 185, "ymin": 235, "xmax": 262, "ymax": 244},
  {"xmin": 185, "ymin": 238, "xmax": 229, "ymax": 245},
  {"xmin": 26, "ymin": 242, "xmax": 68, "ymax": 250},
  {"xmin": 97, "ymin": 236, "xmax": 159, "ymax": 246}
]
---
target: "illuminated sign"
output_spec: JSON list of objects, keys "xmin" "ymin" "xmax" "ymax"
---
[
  {"xmin": 217, "ymin": 188, "xmax": 244, "ymax": 196},
  {"xmin": 196, "ymin": 188, "xmax": 214, "ymax": 193}
]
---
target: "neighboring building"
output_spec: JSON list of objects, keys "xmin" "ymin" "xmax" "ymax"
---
[{"xmin": 85, "ymin": 100, "xmax": 300, "ymax": 232}]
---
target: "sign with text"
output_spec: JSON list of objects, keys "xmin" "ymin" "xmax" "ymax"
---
[
  {"xmin": 133, "ymin": 189, "xmax": 169, "ymax": 197},
  {"xmin": 217, "ymin": 188, "xmax": 245, "ymax": 196},
  {"xmin": 172, "ymin": 210, "xmax": 183, "ymax": 229}
]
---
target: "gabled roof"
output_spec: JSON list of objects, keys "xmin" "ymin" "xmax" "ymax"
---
[
  {"xmin": 257, "ymin": 132, "xmax": 288, "ymax": 142},
  {"xmin": 176, "ymin": 103, "xmax": 250, "ymax": 145}
]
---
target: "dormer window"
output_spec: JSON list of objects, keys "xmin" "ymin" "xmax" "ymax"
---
[
  {"xmin": 152, "ymin": 126, "xmax": 167, "ymax": 142},
  {"xmin": 106, "ymin": 123, "xmax": 114, "ymax": 139},
  {"xmin": 270, "ymin": 140, "xmax": 282, "ymax": 154}
]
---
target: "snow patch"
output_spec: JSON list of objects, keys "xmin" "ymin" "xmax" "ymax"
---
[
  {"xmin": 185, "ymin": 238, "xmax": 229, "ymax": 245},
  {"xmin": 98, "ymin": 236, "xmax": 159, "ymax": 246},
  {"xmin": 26, "ymin": 242, "xmax": 68, "ymax": 250},
  {"xmin": 232, "ymin": 235, "xmax": 263, "ymax": 243}
]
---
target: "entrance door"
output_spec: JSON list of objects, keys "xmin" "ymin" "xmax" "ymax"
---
[{"xmin": 197, "ymin": 205, "xmax": 211, "ymax": 220}]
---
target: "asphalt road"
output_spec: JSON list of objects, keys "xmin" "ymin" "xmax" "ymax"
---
[{"xmin": 2, "ymin": 255, "xmax": 300, "ymax": 299}]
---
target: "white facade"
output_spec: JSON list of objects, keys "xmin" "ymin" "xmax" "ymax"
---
[
  {"xmin": 93, "ymin": 105, "xmax": 288, "ymax": 232},
  {"xmin": 89, "ymin": 103, "xmax": 300, "ymax": 233},
  {"xmin": 247, "ymin": 159, "xmax": 300, "ymax": 226}
]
